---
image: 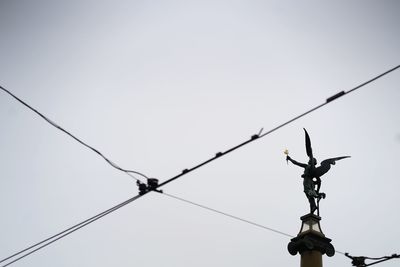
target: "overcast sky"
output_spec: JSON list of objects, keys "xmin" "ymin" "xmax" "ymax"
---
[{"xmin": 0, "ymin": 1, "xmax": 399, "ymax": 266}]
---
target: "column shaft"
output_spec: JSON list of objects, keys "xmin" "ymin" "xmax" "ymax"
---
[{"xmin": 300, "ymin": 250, "xmax": 322, "ymax": 267}]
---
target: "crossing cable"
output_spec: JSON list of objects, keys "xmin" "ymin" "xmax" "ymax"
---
[
  {"xmin": 0, "ymin": 65, "xmax": 398, "ymax": 266},
  {"xmin": 1, "ymin": 64, "xmax": 398, "ymax": 182},
  {"xmin": 0, "ymin": 85, "xmax": 149, "ymax": 182},
  {"xmin": 0, "ymin": 189, "xmax": 342, "ymax": 267}
]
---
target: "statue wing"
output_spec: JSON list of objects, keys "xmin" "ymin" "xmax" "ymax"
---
[
  {"xmin": 314, "ymin": 156, "xmax": 350, "ymax": 177},
  {"xmin": 304, "ymin": 128, "xmax": 313, "ymax": 160}
]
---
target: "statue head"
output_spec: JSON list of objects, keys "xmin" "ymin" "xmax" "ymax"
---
[{"xmin": 308, "ymin": 157, "xmax": 317, "ymax": 165}]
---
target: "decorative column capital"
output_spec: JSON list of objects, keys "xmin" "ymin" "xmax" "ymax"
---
[{"xmin": 287, "ymin": 213, "xmax": 335, "ymax": 257}]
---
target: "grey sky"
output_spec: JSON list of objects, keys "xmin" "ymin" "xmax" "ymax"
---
[{"xmin": 0, "ymin": 1, "xmax": 399, "ymax": 266}]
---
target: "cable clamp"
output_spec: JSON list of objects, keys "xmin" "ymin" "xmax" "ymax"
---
[
  {"xmin": 326, "ymin": 91, "xmax": 345, "ymax": 103},
  {"xmin": 251, "ymin": 134, "xmax": 259, "ymax": 140},
  {"xmin": 215, "ymin": 152, "xmax": 223, "ymax": 157},
  {"xmin": 137, "ymin": 178, "xmax": 163, "ymax": 195}
]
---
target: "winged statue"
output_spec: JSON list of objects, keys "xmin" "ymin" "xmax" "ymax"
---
[{"xmin": 286, "ymin": 128, "xmax": 350, "ymax": 214}]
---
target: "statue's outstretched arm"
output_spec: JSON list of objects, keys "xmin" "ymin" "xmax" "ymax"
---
[{"xmin": 287, "ymin": 156, "xmax": 307, "ymax": 168}]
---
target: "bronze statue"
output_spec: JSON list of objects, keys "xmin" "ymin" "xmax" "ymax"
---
[{"xmin": 286, "ymin": 129, "xmax": 350, "ymax": 214}]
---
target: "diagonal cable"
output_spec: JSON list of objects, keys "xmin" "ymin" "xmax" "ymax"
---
[
  {"xmin": 158, "ymin": 191, "xmax": 348, "ymax": 256},
  {"xmin": 159, "ymin": 191, "xmax": 294, "ymax": 238},
  {"xmin": 155, "ymin": 65, "xmax": 400, "ymax": 189},
  {"xmin": 0, "ymin": 85, "xmax": 149, "ymax": 181},
  {"xmin": 0, "ymin": 194, "xmax": 144, "ymax": 267}
]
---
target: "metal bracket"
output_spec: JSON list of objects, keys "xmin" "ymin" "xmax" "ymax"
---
[{"xmin": 137, "ymin": 178, "xmax": 163, "ymax": 195}]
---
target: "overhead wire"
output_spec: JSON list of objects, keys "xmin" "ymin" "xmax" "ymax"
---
[
  {"xmin": 0, "ymin": 190, "xmax": 296, "ymax": 267},
  {"xmin": 156, "ymin": 65, "xmax": 400, "ymax": 189},
  {"xmin": 0, "ymin": 194, "xmax": 145, "ymax": 267},
  {"xmin": 258, "ymin": 64, "xmax": 400, "ymax": 138},
  {"xmin": 0, "ymin": 85, "xmax": 149, "ymax": 182},
  {"xmin": 159, "ymin": 191, "xmax": 294, "ymax": 238},
  {"xmin": 1, "ymin": 65, "xmax": 399, "ymax": 183},
  {"xmin": 0, "ymin": 64, "xmax": 399, "ymax": 266},
  {"xmin": 158, "ymin": 192, "xmax": 349, "ymax": 256}
]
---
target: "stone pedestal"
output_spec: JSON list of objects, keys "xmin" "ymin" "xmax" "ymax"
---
[{"xmin": 288, "ymin": 214, "xmax": 335, "ymax": 267}]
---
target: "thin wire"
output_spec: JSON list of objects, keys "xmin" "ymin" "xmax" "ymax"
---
[
  {"xmin": 159, "ymin": 192, "xmax": 348, "ymax": 256},
  {"xmin": 0, "ymin": 194, "xmax": 144, "ymax": 267},
  {"xmin": 0, "ymin": 85, "xmax": 149, "ymax": 181},
  {"xmin": 159, "ymin": 191, "xmax": 294, "ymax": 238},
  {"xmin": 1, "ymin": 65, "xmax": 398, "ymax": 265}
]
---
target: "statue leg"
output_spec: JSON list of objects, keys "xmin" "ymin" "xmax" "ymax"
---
[{"xmin": 306, "ymin": 193, "xmax": 317, "ymax": 214}]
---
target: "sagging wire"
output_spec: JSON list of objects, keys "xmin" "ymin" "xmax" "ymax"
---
[{"xmin": 0, "ymin": 85, "xmax": 149, "ymax": 182}]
